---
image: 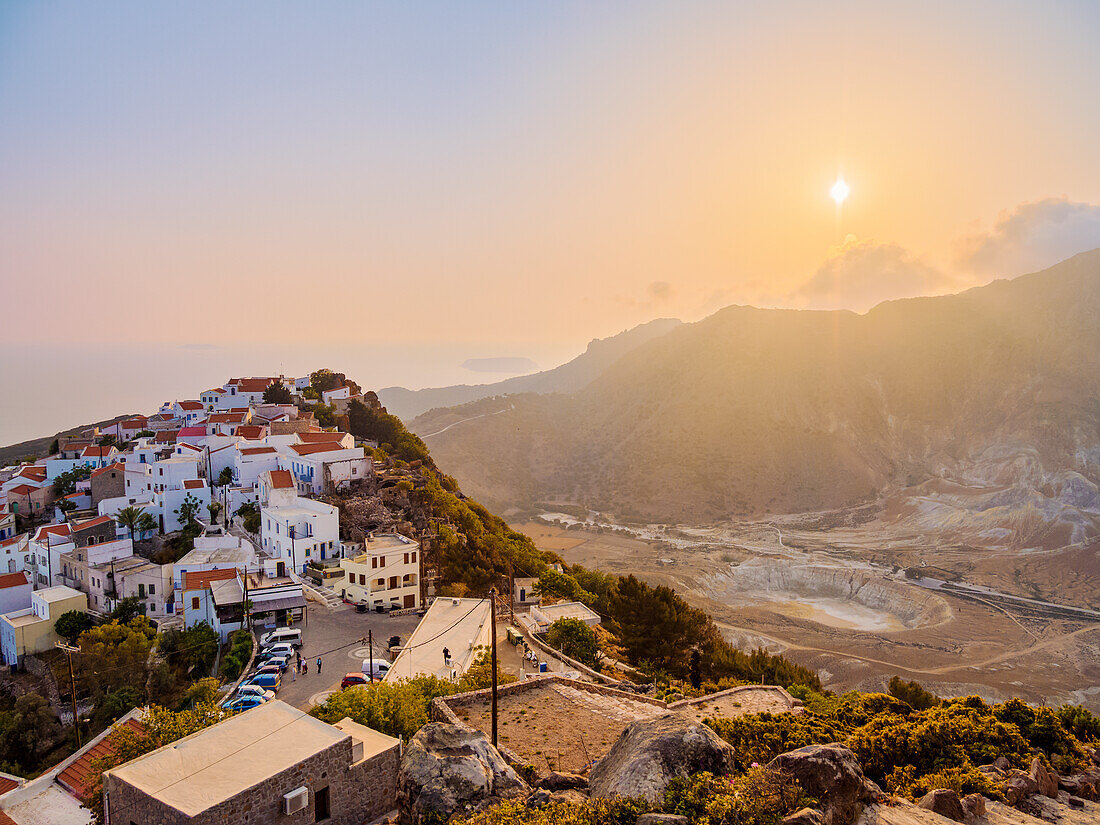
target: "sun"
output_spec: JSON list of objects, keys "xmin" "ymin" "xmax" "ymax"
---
[{"xmin": 830, "ymin": 177, "xmax": 850, "ymax": 205}]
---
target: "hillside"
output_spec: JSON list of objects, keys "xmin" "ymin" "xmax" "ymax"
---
[
  {"xmin": 378, "ymin": 318, "xmax": 682, "ymax": 420},
  {"xmin": 411, "ymin": 250, "xmax": 1100, "ymax": 524},
  {"xmin": 0, "ymin": 414, "xmax": 133, "ymax": 466}
]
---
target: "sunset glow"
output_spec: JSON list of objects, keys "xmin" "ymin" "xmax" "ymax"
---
[{"xmin": 831, "ymin": 177, "xmax": 850, "ymax": 206}]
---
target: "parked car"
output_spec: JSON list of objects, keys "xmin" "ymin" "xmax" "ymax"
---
[
  {"xmin": 220, "ymin": 695, "xmax": 264, "ymax": 711},
  {"xmin": 259, "ymin": 627, "xmax": 302, "ymax": 648},
  {"xmin": 361, "ymin": 659, "xmax": 390, "ymax": 679},
  {"xmin": 264, "ymin": 655, "xmax": 291, "ymax": 672},
  {"xmin": 236, "ymin": 684, "xmax": 276, "ymax": 702},
  {"xmin": 341, "ymin": 673, "xmax": 369, "ymax": 689},
  {"xmin": 260, "ymin": 642, "xmax": 295, "ymax": 659},
  {"xmin": 255, "ymin": 664, "xmax": 283, "ymax": 678},
  {"xmin": 247, "ymin": 671, "xmax": 281, "ymax": 691}
]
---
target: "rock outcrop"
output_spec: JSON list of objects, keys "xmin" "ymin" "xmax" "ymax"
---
[
  {"xmin": 769, "ymin": 744, "xmax": 879, "ymax": 825},
  {"xmin": 589, "ymin": 713, "xmax": 735, "ymax": 803},
  {"xmin": 397, "ymin": 723, "xmax": 529, "ymax": 824},
  {"xmin": 917, "ymin": 789, "xmax": 965, "ymax": 822},
  {"xmin": 1029, "ymin": 757, "xmax": 1060, "ymax": 799}
]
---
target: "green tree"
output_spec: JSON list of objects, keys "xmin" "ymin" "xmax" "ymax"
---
[
  {"xmin": 310, "ymin": 676, "xmax": 458, "ymax": 740},
  {"xmin": 236, "ymin": 502, "xmax": 261, "ymax": 534},
  {"xmin": 48, "ymin": 438, "xmax": 60, "ymax": 455},
  {"xmin": 545, "ymin": 618, "xmax": 600, "ymax": 667},
  {"xmin": 262, "ymin": 380, "xmax": 292, "ymax": 404},
  {"xmin": 52, "ymin": 466, "xmax": 92, "ymax": 497},
  {"xmin": 109, "ymin": 597, "xmax": 146, "ymax": 624},
  {"xmin": 309, "ymin": 369, "xmax": 342, "ymax": 394},
  {"xmin": 158, "ymin": 623, "xmax": 218, "ymax": 677},
  {"xmin": 134, "ymin": 429, "xmax": 155, "ymax": 439},
  {"xmin": 78, "ymin": 617, "xmax": 156, "ymax": 702},
  {"xmin": 534, "ymin": 570, "xmax": 592, "ymax": 604},
  {"xmin": 888, "ymin": 676, "xmax": 940, "ymax": 710},
  {"xmin": 3, "ymin": 693, "xmax": 61, "ymax": 771},
  {"xmin": 54, "ymin": 610, "xmax": 94, "ymax": 643},
  {"xmin": 174, "ymin": 493, "xmax": 201, "ymax": 529},
  {"xmin": 97, "ymin": 434, "xmax": 116, "ymax": 447},
  {"xmin": 136, "ymin": 511, "xmax": 157, "ymax": 535},
  {"xmin": 207, "ymin": 501, "xmax": 222, "ymax": 524},
  {"xmin": 115, "ymin": 505, "xmax": 148, "ymax": 541},
  {"xmin": 217, "ymin": 466, "xmax": 233, "ymax": 487}
]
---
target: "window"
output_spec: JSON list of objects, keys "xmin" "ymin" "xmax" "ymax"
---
[
  {"xmin": 389, "ymin": 576, "xmax": 398, "ymax": 589},
  {"xmin": 379, "ymin": 556, "xmax": 385, "ymax": 568},
  {"xmin": 315, "ymin": 786, "xmax": 330, "ymax": 821},
  {"xmin": 371, "ymin": 557, "xmax": 377, "ymax": 569},
  {"xmin": 191, "ymin": 597, "xmax": 200, "ymax": 610},
  {"xmin": 411, "ymin": 551, "xmax": 416, "ymax": 563},
  {"xmin": 149, "ymin": 584, "xmax": 155, "ymax": 595},
  {"xmin": 403, "ymin": 553, "xmax": 409, "ymax": 565}
]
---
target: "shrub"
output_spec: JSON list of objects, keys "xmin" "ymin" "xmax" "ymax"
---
[
  {"xmin": 219, "ymin": 630, "xmax": 253, "ymax": 681},
  {"xmin": 452, "ymin": 798, "xmax": 652, "ymax": 825},
  {"xmin": 887, "ymin": 676, "xmax": 940, "ymax": 710},
  {"xmin": 545, "ymin": 618, "xmax": 600, "ymax": 668},
  {"xmin": 664, "ymin": 768, "xmax": 813, "ymax": 825}
]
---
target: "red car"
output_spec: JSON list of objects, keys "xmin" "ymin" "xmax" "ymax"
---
[{"xmin": 341, "ymin": 673, "xmax": 370, "ymax": 689}]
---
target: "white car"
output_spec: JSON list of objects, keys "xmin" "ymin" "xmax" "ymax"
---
[
  {"xmin": 236, "ymin": 683, "xmax": 276, "ymax": 702},
  {"xmin": 261, "ymin": 642, "xmax": 295, "ymax": 659},
  {"xmin": 361, "ymin": 659, "xmax": 391, "ymax": 679}
]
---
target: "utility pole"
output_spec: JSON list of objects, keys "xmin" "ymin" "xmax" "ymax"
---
[
  {"xmin": 368, "ymin": 629, "xmax": 374, "ymax": 682},
  {"xmin": 489, "ymin": 589, "xmax": 498, "ymax": 747},
  {"xmin": 56, "ymin": 642, "xmax": 81, "ymax": 749}
]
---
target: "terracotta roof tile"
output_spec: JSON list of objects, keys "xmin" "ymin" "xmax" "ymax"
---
[
  {"xmin": 0, "ymin": 572, "xmax": 28, "ymax": 589},
  {"xmin": 57, "ymin": 717, "xmax": 145, "ymax": 801},
  {"xmin": 239, "ymin": 447, "xmax": 276, "ymax": 456},
  {"xmin": 183, "ymin": 568, "xmax": 239, "ymax": 591},
  {"xmin": 182, "ymin": 479, "xmax": 206, "ymax": 490},
  {"xmin": 235, "ymin": 425, "xmax": 266, "ymax": 440},
  {"xmin": 289, "ymin": 442, "xmax": 347, "ymax": 456},
  {"xmin": 90, "ymin": 463, "xmax": 124, "ymax": 480},
  {"xmin": 72, "ymin": 515, "xmax": 112, "ymax": 532},
  {"xmin": 297, "ymin": 432, "xmax": 348, "ymax": 443},
  {"xmin": 268, "ymin": 469, "xmax": 294, "ymax": 489}
]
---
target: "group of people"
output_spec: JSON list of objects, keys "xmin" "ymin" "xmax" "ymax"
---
[{"xmin": 289, "ymin": 650, "xmax": 324, "ymax": 680}]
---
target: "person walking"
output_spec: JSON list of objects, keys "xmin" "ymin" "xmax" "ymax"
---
[
  {"xmin": 302, "ymin": 660, "xmax": 308, "ymax": 676},
  {"xmin": 316, "ymin": 657, "xmax": 322, "ymax": 675}
]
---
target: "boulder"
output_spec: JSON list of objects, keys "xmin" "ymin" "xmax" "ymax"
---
[
  {"xmin": 768, "ymin": 744, "xmax": 875, "ymax": 825},
  {"xmin": 538, "ymin": 771, "xmax": 588, "ymax": 791},
  {"xmin": 1029, "ymin": 757, "xmax": 1059, "ymax": 799},
  {"xmin": 993, "ymin": 756, "xmax": 1012, "ymax": 772},
  {"xmin": 550, "ymin": 789, "xmax": 590, "ymax": 806},
  {"xmin": 917, "ymin": 789, "xmax": 965, "ymax": 822},
  {"xmin": 636, "ymin": 816, "xmax": 689, "ymax": 825},
  {"xmin": 397, "ymin": 722, "xmax": 529, "ymax": 825},
  {"xmin": 781, "ymin": 808, "xmax": 826, "ymax": 825},
  {"xmin": 1002, "ymin": 774, "xmax": 1039, "ymax": 807},
  {"xmin": 589, "ymin": 713, "xmax": 734, "ymax": 803},
  {"xmin": 1068, "ymin": 796, "xmax": 1086, "ymax": 809},
  {"xmin": 961, "ymin": 793, "xmax": 986, "ymax": 819}
]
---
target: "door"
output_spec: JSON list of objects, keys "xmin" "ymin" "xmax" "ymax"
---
[{"xmin": 404, "ymin": 594, "xmax": 416, "ymax": 609}]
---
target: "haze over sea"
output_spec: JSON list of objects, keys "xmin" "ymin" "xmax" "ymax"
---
[{"xmin": 0, "ymin": 340, "xmax": 572, "ymax": 447}]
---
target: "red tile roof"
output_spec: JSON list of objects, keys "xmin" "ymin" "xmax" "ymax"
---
[
  {"xmin": 234, "ymin": 378, "xmax": 276, "ymax": 393},
  {"xmin": 204, "ymin": 387, "xmax": 227, "ymax": 394},
  {"xmin": 298, "ymin": 432, "xmax": 348, "ymax": 443},
  {"xmin": 155, "ymin": 430, "xmax": 180, "ymax": 443},
  {"xmin": 240, "ymin": 446, "xmax": 276, "ymax": 456},
  {"xmin": 183, "ymin": 568, "xmax": 239, "ymax": 591},
  {"xmin": 7, "ymin": 484, "xmax": 38, "ymax": 496},
  {"xmin": 72, "ymin": 515, "xmax": 113, "ymax": 532},
  {"xmin": 235, "ymin": 425, "xmax": 266, "ymax": 440},
  {"xmin": 90, "ymin": 462, "xmax": 124, "ymax": 480},
  {"xmin": 177, "ymin": 426, "xmax": 207, "ymax": 437},
  {"xmin": 289, "ymin": 442, "xmax": 347, "ymax": 456},
  {"xmin": 0, "ymin": 572, "xmax": 28, "ymax": 590},
  {"xmin": 0, "ymin": 775, "xmax": 19, "ymax": 796},
  {"xmin": 182, "ymin": 479, "xmax": 206, "ymax": 490},
  {"xmin": 15, "ymin": 466, "xmax": 47, "ymax": 482},
  {"xmin": 0, "ymin": 536, "xmax": 26, "ymax": 549},
  {"xmin": 34, "ymin": 523, "xmax": 72, "ymax": 541},
  {"xmin": 81, "ymin": 446, "xmax": 114, "ymax": 457},
  {"xmin": 177, "ymin": 400, "xmax": 204, "ymax": 410},
  {"xmin": 208, "ymin": 413, "xmax": 246, "ymax": 424},
  {"xmin": 57, "ymin": 717, "xmax": 146, "ymax": 801},
  {"xmin": 268, "ymin": 469, "xmax": 294, "ymax": 489}
]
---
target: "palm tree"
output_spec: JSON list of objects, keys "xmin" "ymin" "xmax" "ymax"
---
[
  {"xmin": 115, "ymin": 505, "xmax": 146, "ymax": 541},
  {"xmin": 136, "ymin": 511, "xmax": 157, "ymax": 535}
]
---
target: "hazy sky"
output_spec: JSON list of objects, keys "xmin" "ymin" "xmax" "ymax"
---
[{"xmin": 3, "ymin": 2, "xmax": 1100, "ymax": 412}]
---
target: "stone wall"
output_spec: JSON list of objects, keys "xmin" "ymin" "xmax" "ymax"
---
[{"xmin": 105, "ymin": 736, "xmax": 400, "ymax": 825}]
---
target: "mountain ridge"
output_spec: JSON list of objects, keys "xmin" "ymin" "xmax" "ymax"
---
[{"xmin": 410, "ymin": 250, "xmax": 1100, "ymax": 525}]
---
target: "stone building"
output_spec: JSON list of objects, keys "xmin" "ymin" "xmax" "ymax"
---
[
  {"xmin": 103, "ymin": 700, "xmax": 400, "ymax": 825},
  {"xmin": 90, "ymin": 463, "xmax": 126, "ymax": 509}
]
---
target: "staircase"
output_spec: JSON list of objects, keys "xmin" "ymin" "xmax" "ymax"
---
[
  {"xmin": 156, "ymin": 613, "xmax": 184, "ymax": 632},
  {"xmin": 292, "ymin": 572, "xmax": 346, "ymax": 611}
]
